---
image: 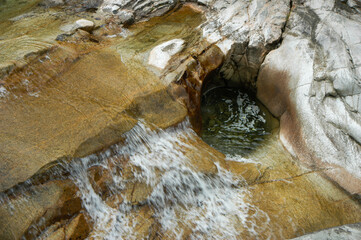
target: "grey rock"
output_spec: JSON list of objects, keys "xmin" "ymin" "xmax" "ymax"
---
[
  {"xmin": 257, "ymin": 0, "xmax": 361, "ymax": 195},
  {"xmin": 292, "ymin": 222, "xmax": 361, "ymax": 240},
  {"xmin": 201, "ymin": 0, "xmax": 291, "ymax": 89},
  {"xmin": 96, "ymin": 1, "xmax": 361, "ymax": 195},
  {"xmin": 100, "ymin": 0, "xmax": 179, "ymax": 20},
  {"xmin": 43, "ymin": 0, "xmax": 104, "ymax": 9},
  {"xmin": 40, "ymin": 0, "xmax": 65, "ymax": 7},
  {"xmin": 115, "ymin": 9, "xmax": 135, "ymax": 26}
]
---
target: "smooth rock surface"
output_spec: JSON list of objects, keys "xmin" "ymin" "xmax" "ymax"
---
[
  {"xmin": 0, "ymin": 3, "xmax": 204, "ymax": 193},
  {"xmin": 257, "ymin": 0, "xmax": 361, "ymax": 195},
  {"xmin": 148, "ymin": 39, "xmax": 185, "ymax": 69},
  {"xmin": 100, "ymin": 0, "xmax": 291, "ymax": 89},
  {"xmin": 0, "ymin": 31, "xmax": 187, "ymax": 192},
  {"xmin": 292, "ymin": 223, "xmax": 361, "ymax": 240},
  {"xmin": 73, "ymin": 19, "xmax": 95, "ymax": 32},
  {"xmin": 1, "ymin": 1, "xmax": 361, "ymax": 239}
]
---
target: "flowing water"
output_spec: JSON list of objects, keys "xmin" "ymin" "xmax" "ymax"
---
[
  {"xmin": 69, "ymin": 119, "xmax": 271, "ymax": 239},
  {"xmin": 1, "ymin": 2, "xmax": 361, "ymax": 240}
]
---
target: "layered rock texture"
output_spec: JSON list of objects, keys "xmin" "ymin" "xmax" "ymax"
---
[
  {"xmin": 257, "ymin": 0, "xmax": 361, "ymax": 195},
  {"xmin": 0, "ymin": 0, "xmax": 360, "ymax": 239},
  {"xmin": 293, "ymin": 222, "xmax": 361, "ymax": 240}
]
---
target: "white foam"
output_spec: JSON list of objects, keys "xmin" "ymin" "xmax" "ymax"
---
[
  {"xmin": 0, "ymin": 86, "xmax": 9, "ymax": 99},
  {"xmin": 69, "ymin": 119, "xmax": 270, "ymax": 239}
]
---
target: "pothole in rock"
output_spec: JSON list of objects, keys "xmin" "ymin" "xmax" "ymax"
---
[{"xmin": 201, "ymin": 87, "xmax": 276, "ymax": 156}]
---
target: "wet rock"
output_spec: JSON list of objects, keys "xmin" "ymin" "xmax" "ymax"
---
[
  {"xmin": 65, "ymin": 213, "xmax": 91, "ymax": 239},
  {"xmin": 1, "ymin": 4, "xmax": 200, "ymax": 193},
  {"xmin": 39, "ymin": 223, "xmax": 65, "ymax": 240},
  {"xmin": 148, "ymin": 39, "xmax": 185, "ymax": 69},
  {"xmin": 0, "ymin": 43, "xmax": 186, "ymax": 192},
  {"xmin": 43, "ymin": 0, "xmax": 104, "ymax": 10},
  {"xmin": 0, "ymin": 180, "xmax": 79, "ymax": 240},
  {"xmin": 55, "ymin": 33, "xmax": 72, "ymax": 41},
  {"xmin": 175, "ymin": 44, "xmax": 224, "ymax": 131},
  {"xmin": 0, "ymin": 8, "xmax": 84, "ymax": 80},
  {"xmin": 87, "ymin": 165, "xmax": 114, "ymax": 200},
  {"xmin": 1, "ymin": 2, "xmax": 361, "ymax": 239}
]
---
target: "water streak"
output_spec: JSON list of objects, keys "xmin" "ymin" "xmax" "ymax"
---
[{"xmin": 69, "ymin": 119, "xmax": 270, "ymax": 239}]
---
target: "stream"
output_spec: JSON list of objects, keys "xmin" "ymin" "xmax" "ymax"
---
[
  {"xmin": 69, "ymin": 119, "xmax": 270, "ymax": 239},
  {"xmin": 1, "ymin": 2, "xmax": 361, "ymax": 240}
]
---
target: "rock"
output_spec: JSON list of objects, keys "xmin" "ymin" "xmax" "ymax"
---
[
  {"xmin": 292, "ymin": 222, "xmax": 361, "ymax": 240},
  {"xmin": 148, "ymin": 39, "xmax": 185, "ymax": 69},
  {"xmin": 174, "ymin": 44, "xmax": 224, "ymax": 130},
  {"xmin": 39, "ymin": 224, "xmax": 65, "ymax": 240},
  {"xmin": 0, "ymin": 7, "xmax": 89, "ymax": 80},
  {"xmin": 0, "ymin": 180, "xmax": 79, "ymax": 240},
  {"xmin": 87, "ymin": 165, "xmax": 114, "ymax": 200},
  {"xmin": 73, "ymin": 19, "xmax": 95, "ymax": 32},
  {"xmin": 43, "ymin": 0, "xmax": 103, "ymax": 9},
  {"xmin": 1, "ymin": 1, "xmax": 361, "ymax": 239},
  {"xmin": 0, "ymin": 43, "xmax": 186, "ymax": 192},
  {"xmin": 114, "ymin": 10, "xmax": 135, "ymax": 26},
  {"xmin": 202, "ymin": 0, "xmax": 291, "ymax": 89},
  {"xmin": 41, "ymin": 0, "xmax": 65, "ymax": 7},
  {"xmin": 65, "ymin": 213, "xmax": 91, "ymax": 239},
  {"xmin": 257, "ymin": 0, "xmax": 361, "ymax": 196},
  {"xmin": 0, "ymin": 4, "xmax": 201, "ymax": 193},
  {"xmin": 100, "ymin": 0, "xmax": 178, "ymax": 20},
  {"xmin": 99, "ymin": 0, "xmax": 291, "ymax": 90}
]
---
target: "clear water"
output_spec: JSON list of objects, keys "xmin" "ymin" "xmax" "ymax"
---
[{"xmin": 201, "ymin": 87, "xmax": 271, "ymax": 156}]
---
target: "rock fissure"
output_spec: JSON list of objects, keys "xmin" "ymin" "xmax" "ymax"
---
[{"xmin": 249, "ymin": 168, "xmax": 335, "ymax": 186}]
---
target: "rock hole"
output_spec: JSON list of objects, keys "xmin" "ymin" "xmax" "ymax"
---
[{"xmin": 200, "ymin": 79, "xmax": 278, "ymax": 156}]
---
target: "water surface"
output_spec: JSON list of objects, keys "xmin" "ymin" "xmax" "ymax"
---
[{"xmin": 201, "ymin": 87, "xmax": 275, "ymax": 156}]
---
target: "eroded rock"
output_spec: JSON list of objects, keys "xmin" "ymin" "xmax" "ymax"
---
[
  {"xmin": 257, "ymin": 0, "xmax": 361, "ymax": 196},
  {"xmin": 148, "ymin": 39, "xmax": 185, "ymax": 69},
  {"xmin": 1, "ymin": 1, "xmax": 361, "ymax": 239}
]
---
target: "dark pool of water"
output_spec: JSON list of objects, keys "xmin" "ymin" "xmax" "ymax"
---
[{"xmin": 201, "ymin": 87, "xmax": 272, "ymax": 156}]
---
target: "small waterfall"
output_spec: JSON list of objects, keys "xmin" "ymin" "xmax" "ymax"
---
[{"xmin": 69, "ymin": 119, "xmax": 271, "ymax": 239}]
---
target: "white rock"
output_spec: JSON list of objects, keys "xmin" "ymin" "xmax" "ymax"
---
[
  {"xmin": 0, "ymin": 86, "xmax": 9, "ymax": 99},
  {"xmin": 148, "ymin": 39, "xmax": 185, "ymax": 69},
  {"xmin": 73, "ymin": 19, "xmax": 95, "ymax": 32},
  {"xmin": 257, "ymin": 0, "xmax": 361, "ymax": 195},
  {"xmin": 216, "ymin": 39, "xmax": 234, "ymax": 55}
]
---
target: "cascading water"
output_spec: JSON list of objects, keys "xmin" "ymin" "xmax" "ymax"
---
[{"xmin": 69, "ymin": 119, "xmax": 271, "ymax": 239}]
